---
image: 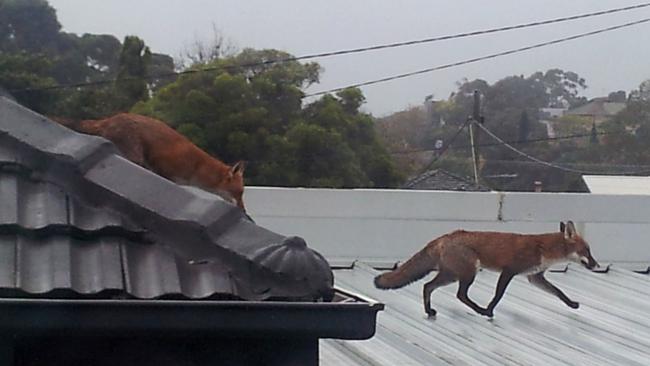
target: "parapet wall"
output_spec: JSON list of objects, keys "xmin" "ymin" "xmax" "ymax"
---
[{"xmin": 246, "ymin": 187, "xmax": 650, "ymax": 271}]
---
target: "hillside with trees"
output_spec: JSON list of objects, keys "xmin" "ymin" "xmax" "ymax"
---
[
  {"xmin": 378, "ymin": 70, "xmax": 650, "ymax": 192},
  {"xmin": 5, "ymin": 0, "xmax": 650, "ymax": 192},
  {"xmin": 0, "ymin": 0, "xmax": 401, "ymax": 188},
  {"xmin": 0, "ymin": 0, "xmax": 175, "ymax": 118}
]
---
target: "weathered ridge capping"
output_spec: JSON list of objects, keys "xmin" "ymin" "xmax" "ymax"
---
[{"xmin": 0, "ymin": 97, "xmax": 334, "ymax": 301}]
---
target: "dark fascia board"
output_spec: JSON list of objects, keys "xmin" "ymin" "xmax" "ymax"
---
[
  {"xmin": 0, "ymin": 288, "xmax": 384, "ymax": 340},
  {"xmin": 0, "ymin": 97, "xmax": 334, "ymax": 301}
]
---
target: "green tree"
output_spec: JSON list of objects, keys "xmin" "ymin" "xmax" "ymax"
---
[
  {"xmin": 302, "ymin": 90, "xmax": 402, "ymax": 187},
  {"xmin": 534, "ymin": 69, "xmax": 587, "ymax": 108},
  {"xmin": 629, "ymin": 79, "xmax": 650, "ymax": 102},
  {"xmin": 385, "ymin": 69, "xmax": 591, "ymax": 191},
  {"xmin": 0, "ymin": 0, "xmax": 61, "ymax": 54},
  {"xmin": 135, "ymin": 49, "xmax": 401, "ymax": 187},
  {"xmin": 0, "ymin": 1, "xmax": 175, "ymax": 119},
  {"xmin": 115, "ymin": 36, "xmax": 152, "ymax": 109},
  {"xmin": 0, "ymin": 52, "xmax": 57, "ymax": 112},
  {"xmin": 589, "ymin": 122, "xmax": 598, "ymax": 145},
  {"xmin": 518, "ymin": 110, "xmax": 530, "ymax": 143}
]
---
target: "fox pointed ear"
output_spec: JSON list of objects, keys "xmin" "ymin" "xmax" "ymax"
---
[
  {"xmin": 560, "ymin": 222, "xmax": 566, "ymax": 233},
  {"xmin": 230, "ymin": 161, "xmax": 245, "ymax": 176},
  {"xmin": 565, "ymin": 221, "xmax": 577, "ymax": 239}
]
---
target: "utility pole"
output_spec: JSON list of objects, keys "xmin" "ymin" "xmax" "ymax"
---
[{"xmin": 469, "ymin": 90, "xmax": 482, "ymax": 185}]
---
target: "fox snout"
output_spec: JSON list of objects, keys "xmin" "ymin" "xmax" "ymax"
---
[{"xmin": 580, "ymin": 254, "xmax": 600, "ymax": 270}]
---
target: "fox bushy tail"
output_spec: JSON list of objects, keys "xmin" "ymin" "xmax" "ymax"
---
[
  {"xmin": 52, "ymin": 117, "xmax": 103, "ymax": 135},
  {"xmin": 374, "ymin": 244, "xmax": 439, "ymax": 289}
]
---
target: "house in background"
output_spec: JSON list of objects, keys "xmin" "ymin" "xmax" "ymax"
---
[
  {"xmin": 0, "ymin": 97, "xmax": 381, "ymax": 366},
  {"xmin": 583, "ymin": 175, "xmax": 650, "ymax": 194},
  {"xmin": 402, "ymin": 168, "xmax": 491, "ymax": 192},
  {"xmin": 565, "ymin": 97, "xmax": 626, "ymax": 125},
  {"xmin": 539, "ymin": 107, "xmax": 567, "ymax": 119},
  {"xmin": 423, "ymin": 95, "xmax": 445, "ymax": 126}
]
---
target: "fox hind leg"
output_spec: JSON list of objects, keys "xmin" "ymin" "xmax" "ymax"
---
[
  {"xmin": 423, "ymin": 270, "xmax": 456, "ymax": 317},
  {"xmin": 442, "ymin": 244, "xmax": 490, "ymax": 316},
  {"xmin": 457, "ymin": 274, "xmax": 491, "ymax": 316}
]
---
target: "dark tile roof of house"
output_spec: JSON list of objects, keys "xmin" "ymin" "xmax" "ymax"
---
[
  {"xmin": 402, "ymin": 169, "xmax": 491, "ymax": 192},
  {"xmin": 0, "ymin": 97, "xmax": 334, "ymax": 301},
  {"xmin": 566, "ymin": 99, "xmax": 626, "ymax": 118}
]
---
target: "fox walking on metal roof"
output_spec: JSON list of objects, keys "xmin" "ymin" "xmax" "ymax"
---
[
  {"xmin": 374, "ymin": 221, "xmax": 599, "ymax": 317},
  {"xmin": 55, "ymin": 113, "xmax": 247, "ymax": 211}
]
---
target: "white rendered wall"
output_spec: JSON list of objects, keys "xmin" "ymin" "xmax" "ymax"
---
[{"xmin": 245, "ymin": 187, "xmax": 650, "ymax": 271}]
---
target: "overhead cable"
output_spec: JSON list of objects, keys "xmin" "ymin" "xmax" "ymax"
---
[
  {"xmin": 474, "ymin": 122, "xmax": 650, "ymax": 175},
  {"xmin": 10, "ymin": 3, "xmax": 650, "ymax": 94},
  {"xmin": 305, "ymin": 17, "xmax": 650, "ymax": 97},
  {"xmin": 388, "ymin": 130, "xmax": 625, "ymax": 154}
]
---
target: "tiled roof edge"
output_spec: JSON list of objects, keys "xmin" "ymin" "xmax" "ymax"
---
[{"xmin": 0, "ymin": 98, "xmax": 334, "ymax": 301}]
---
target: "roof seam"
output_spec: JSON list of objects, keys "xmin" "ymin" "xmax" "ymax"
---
[{"xmin": 0, "ymin": 225, "xmax": 149, "ymax": 243}]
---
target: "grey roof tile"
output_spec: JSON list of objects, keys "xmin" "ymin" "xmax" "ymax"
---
[
  {"xmin": 0, "ymin": 235, "xmax": 123, "ymax": 295},
  {"xmin": 0, "ymin": 97, "xmax": 333, "ymax": 301}
]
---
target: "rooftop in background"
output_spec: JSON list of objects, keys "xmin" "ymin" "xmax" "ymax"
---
[
  {"xmin": 402, "ymin": 168, "xmax": 491, "ymax": 192},
  {"xmin": 321, "ymin": 262, "xmax": 650, "ymax": 366},
  {"xmin": 583, "ymin": 175, "xmax": 650, "ymax": 195},
  {"xmin": 565, "ymin": 98, "xmax": 625, "ymax": 119}
]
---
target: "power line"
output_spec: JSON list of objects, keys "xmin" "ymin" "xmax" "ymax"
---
[
  {"xmin": 305, "ymin": 17, "xmax": 650, "ymax": 97},
  {"xmin": 388, "ymin": 130, "xmax": 625, "ymax": 154},
  {"xmin": 484, "ymin": 159, "xmax": 650, "ymax": 171},
  {"xmin": 417, "ymin": 119, "xmax": 470, "ymax": 174},
  {"xmin": 9, "ymin": 3, "xmax": 650, "ymax": 94},
  {"xmin": 293, "ymin": 2, "xmax": 650, "ymax": 60},
  {"xmin": 474, "ymin": 122, "xmax": 650, "ymax": 175}
]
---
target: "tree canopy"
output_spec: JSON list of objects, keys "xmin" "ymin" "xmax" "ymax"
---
[
  {"xmin": 0, "ymin": 0, "xmax": 173, "ymax": 117},
  {"xmin": 7, "ymin": 0, "xmax": 650, "ymax": 192},
  {"xmin": 379, "ymin": 69, "xmax": 596, "ymax": 191},
  {"xmin": 134, "ymin": 49, "xmax": 401, "ymax": 187}
]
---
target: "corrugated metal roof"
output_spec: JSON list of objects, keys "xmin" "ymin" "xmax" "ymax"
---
[
  {"xmin": 0, "ymin": 170, "xmax": 246, "ymax": 299},
  {"xmin": 583, "ymin": 175, "xmax": 650, "ymax": 195},
  {"xmin": 322, "ymin": 263, "xmax": 650, "ymax": 366}
]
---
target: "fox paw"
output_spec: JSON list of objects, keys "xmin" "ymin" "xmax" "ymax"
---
[
  {"xmin": 567, "ymin": 301, "xmax": 580, "ymax": 309},
  {"xmin": 425, "ymin": 308, "xmax": 437, "ymax": 317},
  {"xmin": 482, "ymin": 309, "xmax": 494, "ymax": 318}
]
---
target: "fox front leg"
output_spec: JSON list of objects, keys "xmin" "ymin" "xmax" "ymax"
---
[
  {"xmin": 485, "ymin": 271, "xmax": 516, "ymax": 317},
  {"xmin": 528, "ymin": 272, "xmax": 579, "ymax": 309}
]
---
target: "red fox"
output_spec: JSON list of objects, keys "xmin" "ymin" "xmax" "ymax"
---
[
  {"xmin": 374, "ymin": 221, "xmax": 599, "ymax": 317},
  {"xmin": 56, "ymin": 113, "xmax": 247, "ymax": 211}
]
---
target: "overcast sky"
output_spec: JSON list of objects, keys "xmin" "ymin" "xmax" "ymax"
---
[{"xmin": 48, "ymin": 0, "xmax": 650, "ymax": 116}]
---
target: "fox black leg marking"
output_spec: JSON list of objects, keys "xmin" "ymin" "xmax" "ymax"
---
[
  {"xmin": 485, "ymin": 271, "xmax": 516, "ymax": 317},
  {"xmin": 423, "ymin": 271, "xmax": 455, "ymax": 317},
  {"xmin": 528, "ymin": 272, "xmax": 579, "ymax": 309},
  {"xmin": 456, "ymin": 275, "xmax": 490, "ymax": 316}
]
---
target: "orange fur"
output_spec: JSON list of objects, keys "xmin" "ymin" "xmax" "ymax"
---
[
  {"xmin": 57, "ymin": 113, "xmax": 246, "ymax": 211},
  {"xmin": 375, "ymin": 221, "xmax": 599, "ymax": 317}
]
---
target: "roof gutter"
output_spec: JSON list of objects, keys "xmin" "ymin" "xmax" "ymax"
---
[{"xmin": 0, "ymin": 288, "xmax": 383, "ymax": 340}]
